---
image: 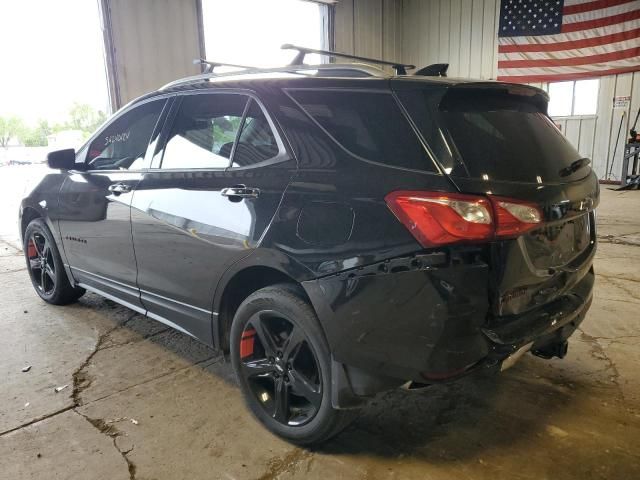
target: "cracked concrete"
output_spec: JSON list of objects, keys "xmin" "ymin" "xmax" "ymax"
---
[
  {"xmin": 74, "ymin": 409, "xmax": 138, "ymax": 480},
  {"xmin": 0, "ymin": 410, "xmax": 130, "ymax": 480},
  {"xmin": 1, "ymin": 187, "xmax": 639, "ymax": 479}
]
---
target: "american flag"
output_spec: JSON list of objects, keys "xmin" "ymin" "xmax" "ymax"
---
[{"xmin": 497, "ymin": 0, "xmax": 640, "ymax": 82}]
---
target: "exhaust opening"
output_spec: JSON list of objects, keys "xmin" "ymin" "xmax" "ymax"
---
[{"xmin": 532, "ymin": 341, "xmax": 569, "ymax": 360}]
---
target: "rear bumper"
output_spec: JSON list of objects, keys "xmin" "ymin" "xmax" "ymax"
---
[
  {"xmin": 483, "ymin": 268, "xmax": 593, "ymax": 348},
  {"xmin": 302, "ymin": 257, "xmax": 594, "ymax": 397}
]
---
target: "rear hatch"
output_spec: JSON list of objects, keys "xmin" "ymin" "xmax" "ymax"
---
[{"xmin": 394, "ymin": 79, "xmax": 599, "ymax": 318}]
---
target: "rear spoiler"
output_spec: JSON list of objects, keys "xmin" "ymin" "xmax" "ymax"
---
[
  {"xmin": 415, "ymin": 63, "xmax": 449, "ymax": 77},
  {"xmin": 447, "ymin": 81, "xmax": 549, "ymax": 102}
]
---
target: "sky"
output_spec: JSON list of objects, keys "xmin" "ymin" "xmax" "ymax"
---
[
  {"xmin": 0, "ymin": 0, "xmax": 324, "ymax": 127},
  {"xmin": 0, "ymin": 0, "xmax": 109, "ymax": 125}
]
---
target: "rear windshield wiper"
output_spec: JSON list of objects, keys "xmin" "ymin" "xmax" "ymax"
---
[{"xmin": 559, "ymin": 157, "xmax": 590, "ymax": 177}]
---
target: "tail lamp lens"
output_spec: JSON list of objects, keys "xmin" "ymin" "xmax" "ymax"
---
[
  {"xmin": 385, "ymin": 191, "xmax": 542, "ymax": 247},
  {"xmin": 494, "ymin": 199, "xmax": 543, "ymax": 237},
  {"xmin": 385, "ymin": 192, "xmax": 494, "ymax": 247}
]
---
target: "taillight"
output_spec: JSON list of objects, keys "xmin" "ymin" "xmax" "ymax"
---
[
  {"xmin": 492, "ymin": 197, "xmax": 542, "ymax": 237},
  {"xmin": 385, "ymin": 191, "xmax": 542, "ymax": 247},
  {"xmin": 385, "ymin": 192, "xmax": 494, "ymax": 247}
]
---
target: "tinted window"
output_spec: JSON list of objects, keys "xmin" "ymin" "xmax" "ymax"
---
[
  {"xmin": 162, "ymin": 94, "xmax": 248, "ymax": 169},
  {"xmin": 231, "ymin": 100, "xmax": 279, "ymax": 167},
  {"xmin": 87, "ymin": 99, "xmax": 165, "ymax": 170},
  {"xmin": 288, "ymin": 90, "xmax": 435, "ymax": 172},
  {"xmin": 398, "ymin": 87, "xmax": 587, "ymax": 183}
]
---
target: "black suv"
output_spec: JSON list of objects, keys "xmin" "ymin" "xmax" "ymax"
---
[{"xmin": 19, "ymin": 55, "xmax": 598, "ymax": 445}]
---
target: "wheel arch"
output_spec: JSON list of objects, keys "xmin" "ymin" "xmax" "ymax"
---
[
  {"xmin": 20, "ymin": 202, "xmax": 74, "ymax": 284},
  {"xmin": 213, "ymin": 249, "xmax": 316, "ymax": 352},
  {"xmin": 215, "ymin": 266, "xmax": 305, "ymax": 351},
  {"xmin": 20, "ymin": 206, "xmax": 42, "ymax": 242},
  {"xmin": 20, "ymin": 203, "xmax": 59, "ymax": 243}
]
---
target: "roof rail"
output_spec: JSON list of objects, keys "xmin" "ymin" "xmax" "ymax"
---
[
  {"xmin": 160, "ymin": 63, "xmax": 387, "ymax": 90},
  {"xmin": 193, "ymin": 59, "xmax": 256, "ymax": 74},
  {"xmin": 282, "ymin": 44, "xmax": 415, "ymax": 75}
]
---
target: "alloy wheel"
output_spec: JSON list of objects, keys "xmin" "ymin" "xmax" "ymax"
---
[
  {"xmin": 27, "ymin": 233, "xmax": 56, "ymax": 295},
  {"xmin": 239, "ymin": 310, "xmax": 323, "ymax": 426}
]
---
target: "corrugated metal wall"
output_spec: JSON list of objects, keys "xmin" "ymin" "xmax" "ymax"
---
[
  {"xmin": 102, "ymin": 0, "xmax": 202, "ymax": 109},
  {"xmin": 401, "ymin": 0, "xmax": 499, "ymax": 80},
  {"xmin": 334, "ymin": 0, "xmax": 639, "ymax": 180},
  {"xmin": 334, "ymin": 0, "xmax": 402, "ymax": 65}
]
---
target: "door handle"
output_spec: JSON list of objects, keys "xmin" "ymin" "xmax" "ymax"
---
[
  {"xmin": 221, "ymin": 185, "xmax": 260, "ymax": 199},
  {"xmin": 108, "ymin": 183, "xmax": 132, "ymax": 195}
]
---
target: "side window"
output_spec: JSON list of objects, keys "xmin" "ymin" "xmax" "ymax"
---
[
  {"xmin": 231, "ymin": 100, "xmax": 280, "ymax": 167},
  {"xmin": 288, "ymin": 90, "xmax": 435, "ymax": 172},
  {"xmin": 87, "ymin": 99, "xmax": 166, "ymax": 170},
  {"xmin": 161, "ymin": 94, "xmax": 248, "ymax": 169}
]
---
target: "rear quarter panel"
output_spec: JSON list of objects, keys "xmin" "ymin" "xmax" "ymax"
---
[{"xmin": 264, "ymin": 82, "xmax": 458, "ymax": 276}]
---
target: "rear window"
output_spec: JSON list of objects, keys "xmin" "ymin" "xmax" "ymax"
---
[
  {"xmin": 287, "ymin": 89, "xmax": 436, "ymax": 172},
  {"xmin": 397, "ymin": 86, "xmax": 589, "ymax": 183}
]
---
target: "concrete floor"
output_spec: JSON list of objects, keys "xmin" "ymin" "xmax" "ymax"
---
[{"xmin": 1, "ymin": 187, "xmax": 639, "ymax": 480}]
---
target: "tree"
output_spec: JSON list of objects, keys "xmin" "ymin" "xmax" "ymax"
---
[
  {"xmin": 0, "ymin": 116, "xmax": 24, "ymax": 148},
  {"xmin": 67, "ymin": 103, "xmax": 107, "ymax": 135},
  {"xmin": 0, "ymin": 104, "xmax": 106, "ymax": 149},
  {"xmin": 19, "ymin": 119, "xmax": 52, "ymax": 147}
]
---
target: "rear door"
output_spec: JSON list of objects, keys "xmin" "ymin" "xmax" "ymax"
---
[
  {"xmin": 130, "ymin": 90, "xmax": 295, "ymax": 343},
  {"xmin": 395, "ymin": 81, "xmax": 599, "ymax": 318},
  {"xmin": 58, "ymin": 97, "xmax": 169, "ymax": 310}
]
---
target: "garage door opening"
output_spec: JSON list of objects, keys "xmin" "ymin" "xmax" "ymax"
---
[{"xmin": 201, "ymin": 0, "xmax": 329, "ymax": 69}]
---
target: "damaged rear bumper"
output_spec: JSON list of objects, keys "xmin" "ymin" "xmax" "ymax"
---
[
  {"xmin": 483, "ymin": 270, "xmax": 593, "ymax": 350},
  {"xmin": 302, "ymin": 255, "xmax": 594, "ymax": 407}
]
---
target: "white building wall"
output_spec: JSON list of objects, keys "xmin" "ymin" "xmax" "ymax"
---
[
  {"xmin": 401, "ymin": 0, "xmax": 500, "ymax": 80},
  {"xmin": 334, "ymin": 0, "xmax": 403, "ymax": 69},
  {"xmin": 347, "ymin": 0, "xmax": 640, "ymax": 180}
]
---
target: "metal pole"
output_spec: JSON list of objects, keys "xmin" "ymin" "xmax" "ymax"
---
[{"xmin": 607, "ymin": 110, "xmax": 626, "ymax": 180}]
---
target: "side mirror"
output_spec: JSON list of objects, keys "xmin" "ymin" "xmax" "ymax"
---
[{"xmin": 47, "ymin": 149, "xmax": 77, "ymax": 170}]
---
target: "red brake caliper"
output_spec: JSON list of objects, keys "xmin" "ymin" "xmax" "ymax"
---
[
  {"xmin": 240, "ymin": 328, "xmax": 256, "ymax": 359},
  {"xmin": 27, "ymin": 240, "xmax": 38, "ymax": 259}
]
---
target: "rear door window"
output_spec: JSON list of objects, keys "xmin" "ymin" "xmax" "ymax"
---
[
  {"xmin": 287, "ymin": 89, "xmax": 436, "ymax": 172},
  {"xmin": 161, "ymin": 93, "xmax": 249, "ymax": 169},
  {"xmin": 231, "ymin": 99, "xmax": 280, "ymax": 168}
]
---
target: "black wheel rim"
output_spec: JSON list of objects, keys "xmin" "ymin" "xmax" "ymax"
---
[
  {"xmin": 239, "ymin": 311, "xmax": 322, "ymax": 427},
  {"xmin": 27, "ymin": 233, "xmax": 56, "ymax": 295}
]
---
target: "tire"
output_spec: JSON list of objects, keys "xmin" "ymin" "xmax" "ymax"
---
[
  {"xmin": 230, "ymin": 284, "xmax": 356, "ymax": 445},
  {"xmin": 23, "ymin": 218, "xmax": 85, "ymax": 305}
]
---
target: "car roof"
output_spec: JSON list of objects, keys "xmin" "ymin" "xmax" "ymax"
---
[
  {"xmin": 130, "ymin": 68, "xmax": 546, "ymax": 107},
  {"xmin": 141, "ymin": 73, "xmax": 469, "ymax": 98}
]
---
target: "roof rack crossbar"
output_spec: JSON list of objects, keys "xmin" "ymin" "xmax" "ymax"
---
[
  {"xmin": 193, "ymin": 58, "xmax": 256, "ymax": 74},
  {"xmin": 281, "ymin": 44, "xmax": 415, "ymax": 75}
]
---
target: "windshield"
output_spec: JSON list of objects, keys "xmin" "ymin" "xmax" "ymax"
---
[{"xmin": 397, "ymin": 86, "xmax": 590, "ymax": 184}]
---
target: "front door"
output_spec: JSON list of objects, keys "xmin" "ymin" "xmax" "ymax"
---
[
  {"xmin": 58, "ymin": 98, "xmax": 168, "ymax": 310},
  {"xmin": 130, "ymin": 91, "xmax": 295, "ymax": 343}
]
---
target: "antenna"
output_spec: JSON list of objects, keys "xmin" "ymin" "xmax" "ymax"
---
[
  {"xmin": 193, "ymin": 59, "xmax": 255, "ymax": 74},
  {"xmin": 281, "ymin": 44, "xmax": 415, "ymax": 75}
]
